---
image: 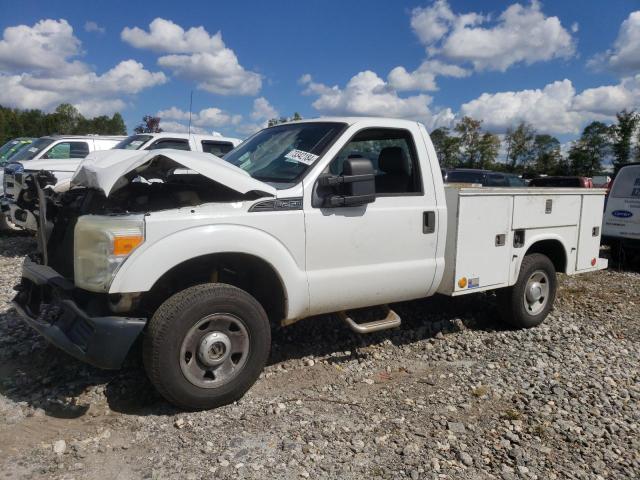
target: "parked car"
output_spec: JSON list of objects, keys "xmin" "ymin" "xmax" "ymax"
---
[
  {"xmin": 446, "ymin": 169, "xmax": 525, "ymax": 187},
  {"xmin": 529, "ymin": 176, "xmax": 593, "ymax": 188},
  {"xmin": 0, "ymin": 138, "xmax": 34, "ymax": 195},
  {"xmin": 1, "ymin": 135, "xmax": 125, "ymax": 231},
  {"xmin": 602, "ymin": 163, "xmax": 640, "ymax": 264},
  {"xmin": 12, "ymin": 117, "xmax": 607, "ymax": 409},
  {"xmin": 2, "ymin": 133, "xmax": 241, "ymax": 232},
  {"xmin": 113, "ymin": 132, "xmax": 240, "ymax": 157},
  {"xmin": 0, "ymin": 137, "xmax": 34, "ymax": 162}
]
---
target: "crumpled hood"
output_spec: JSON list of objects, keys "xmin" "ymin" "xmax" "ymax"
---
[
  {"xmin": 20, "ymin": 158, "xmax": 84, "ymax": 173},
  {"xmin": 71, "ymin": 149, "xmax": 277, "ymax": 198}
]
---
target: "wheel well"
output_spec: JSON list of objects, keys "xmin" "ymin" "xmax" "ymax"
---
[
  {"xmin": 525, "ymin": 239, "xmax": 567, "ymax": 273},
  {"xmin": 142, "ymin": 253, "xmax": 287, "ymax": 324}
]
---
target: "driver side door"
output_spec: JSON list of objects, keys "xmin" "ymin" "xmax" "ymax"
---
[{"xmin": 303, "ymin": 125, "xmax": 439, "ymax": 316}]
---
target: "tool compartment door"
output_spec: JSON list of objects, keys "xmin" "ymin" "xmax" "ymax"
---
[
  {"xmin": 512, "ymin": 194, "xmax": 581, "ymax": 229},
  {"xmin": 454, "ymin": 195, "xmax": 512, "ymax": 292},
  {"xmin": 576, "ymin": 194, "xmax": 605, "ymax": 270}
]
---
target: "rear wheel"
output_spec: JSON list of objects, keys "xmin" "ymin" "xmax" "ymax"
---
[
  {"xmin": 143, "ymin": 283, "xmax": 271, "ymax": 410},
  {"xmin": 498, "ymin": 253, "xmax": 557, "ymax": 328}
]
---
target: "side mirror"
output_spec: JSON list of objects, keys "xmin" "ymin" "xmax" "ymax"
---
[{"xmin": 317, "ymin": 157, "xmax": 376, "ymax": 208}]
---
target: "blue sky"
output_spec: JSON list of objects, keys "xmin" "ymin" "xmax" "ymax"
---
[{"xmin": 1, "ymin": 0, "xmax": 639, "ymax": 143}]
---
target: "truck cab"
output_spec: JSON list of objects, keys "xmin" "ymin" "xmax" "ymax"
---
[{"xmin": 12, "ymin": 117, "xmax": 607, "ymax": 410}]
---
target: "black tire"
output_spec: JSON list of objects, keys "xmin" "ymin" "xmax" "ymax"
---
[
  {"xmin": 143, "ymin": 283, "xmax": 271, "ymax": 410},
  {"xmin": 498, "ymin": 253, "xmax": 557, "ymax": 329}
]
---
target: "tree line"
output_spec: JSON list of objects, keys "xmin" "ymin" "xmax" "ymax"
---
[
  {"xmin": 431, "ymin": 109, "xmax": 640, "ymax": 176},
  {"xmin": 0, "ymin": 103, "xmax": 127, "ymax": 145}
]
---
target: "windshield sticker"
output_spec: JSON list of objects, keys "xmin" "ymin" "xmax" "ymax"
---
[
  {"xmin": 284, "ymin": 149, "xmax": 319, "ymax": 165},
  {"xmin": 28, "ymin": 147, "xmax": 38, "ymax": 152}
]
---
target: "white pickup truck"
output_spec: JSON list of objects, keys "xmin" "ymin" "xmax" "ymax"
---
[
  {"xmin": 2, "ymin": 132, "xmax": 240, "ymax": 231},
  {"xmin": 13, "ymin": 117, "xmax": 607, "ymax": 410}
]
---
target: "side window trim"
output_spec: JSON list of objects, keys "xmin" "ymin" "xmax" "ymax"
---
[{"xmin": 147, "ymin": 138, "xmax": 191, "ymax": 150}]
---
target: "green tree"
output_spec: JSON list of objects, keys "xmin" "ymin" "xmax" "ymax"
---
[
  {"xmin": 430, "ymin": 127, "xmax": 461, "ymax": 168},
  {"xmin": 478, "ymin": 132, "xmax": 501, "ymax": 169},
  {"xmin": 569, "ymin": 121, "xmax": 611, "ymax": 176},
  {"xmin": 610, "ymin": 109, "xmax": 638, "ymax": 171},
  {"xmin": 454, "ymin": 116, "xmax": 482, "ymax": 167},
  {"xmin": 53, "ymin": 103, "xmax": 82, "ymax": 134},
  {"xmin": 505, "ymin": 122, "xmax": 535, "ymax": 172},
  {"xmin": 533, "ymin": 134, "xmax": 561, "ymax": 174}
]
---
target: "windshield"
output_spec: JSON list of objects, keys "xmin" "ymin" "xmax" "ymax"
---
[
  {"xmin": 10, "ymin": 138, "xmax": 55, "ymax": 161},
  {"xmin": 611, "ymin": 165, "xmax": 640, "ymax": 199},
  {"xmin": 224, "ymin": 122, "xmax": 345, "ymax": 187},
  {"xmin": 0, "ymin": 140, "xmax": 19, "ymax": 158},
  {"xmin": 114, "ymin": 134, "xmax": 153, "ymax": 150}
]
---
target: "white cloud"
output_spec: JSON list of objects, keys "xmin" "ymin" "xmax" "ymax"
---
[
  {"xmin": 0, "ymin": 19, "xmax": 85, "ymax": 75},
  {"xmin": 589, "ymin": 11, "xmax": 640, "ymax": 74},
  {"xmin": 300, "ymin": 72, "xmax": 454, "ymax": 130},
  {"xmin": 573, "ymin": 76, "xmax": 640, "ymax": 116},
  {"xmin": 388, "ymin": 60, "xmax": 469, "ymax": 91},
  {"xmin": 460, "ymin": 76, "xmax": 640, "ymax": 135},
  {"xmin": 251, "ymin": 97, "xmax": 278, "ymax": 121},
  {"xmin": 0, "ymin": 19, "xmax": 166, "ymax": 116},
  {"xmin": 84, "ymin": 21, "xmax": 105, "ymax": 34},
  {"xmin": 410, "ymin": 1, "xmax": 575, "ymax": 72},
  {"xmin": 122, "ymin": 18, "xmax": 261, "ymax": 95},
  {"xmin": 157, "ymin": 106, "xmax": 242, "ymax": 128},
  {"xmin": 410, "ymin": 0, "xmax": 457, "ymax": 45}
]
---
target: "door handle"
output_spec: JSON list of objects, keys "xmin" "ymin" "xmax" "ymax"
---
[{"xmin": 423, "ymin": 211, "xmax": 435, "ymax": 234}]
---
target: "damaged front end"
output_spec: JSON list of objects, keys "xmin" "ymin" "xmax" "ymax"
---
[{"xmin": 13, "ymin": 149, "xmax": 276, "ymax": 369}]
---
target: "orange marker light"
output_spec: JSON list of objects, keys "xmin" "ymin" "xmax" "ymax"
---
[
  {"xmin": 113, "ymin": 235, "xmax": 143, "ymax": 256},
  {"xmin": 458, "ymin": 277, "xmax": 468, "ymax": 289}
]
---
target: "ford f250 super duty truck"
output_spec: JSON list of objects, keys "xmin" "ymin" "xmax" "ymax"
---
[{"xmin": 12, "ymin": 117, "xmax": 607, "ymax": 410}]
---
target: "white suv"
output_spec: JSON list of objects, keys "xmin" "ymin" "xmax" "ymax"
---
[{"xmin": 114, "ymin": 132, "xmax": 240, "ymax": 157}]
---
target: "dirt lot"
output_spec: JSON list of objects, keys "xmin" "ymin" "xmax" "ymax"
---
[{"xmin": 0, "ymin": 233, "xmax": 639, "ymax": 480}]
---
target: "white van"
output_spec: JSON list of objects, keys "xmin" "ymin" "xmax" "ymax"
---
[{"xmin": 602, "ymin": 163, "xmax": 640, "ymax": 262}]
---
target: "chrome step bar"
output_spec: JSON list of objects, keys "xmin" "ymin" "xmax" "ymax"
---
[{"xmin": 338, "ymin": 307, "xmax": 401, "ymax": 334}]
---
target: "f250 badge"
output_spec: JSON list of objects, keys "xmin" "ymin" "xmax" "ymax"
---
[{"xmin": 612, "ymin": 210, "xmax": 633, "ymax": 218}]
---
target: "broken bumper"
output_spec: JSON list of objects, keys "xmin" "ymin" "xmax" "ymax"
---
[{"xmin": 12, "ymin": 259, "xmax": 146, "ymax": 369}]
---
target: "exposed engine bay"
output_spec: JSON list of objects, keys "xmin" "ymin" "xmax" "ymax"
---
[{"xmin": 25, "ymin": 153, "xmax": 272, "ymax": 278}]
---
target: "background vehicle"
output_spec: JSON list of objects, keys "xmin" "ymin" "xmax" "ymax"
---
[
  {"xmin": 2, "ymin": 135, "xmax": 125, "ymax": 231},
  {"xmin": 602, "ymin": 163, "xmax": 640, "ymax": 265},
  {"xmin": 0, "ymin": 137, "xmax": 33, "ymax": 162},
  {"xmin": 529, "ymin": 176, "xmax": 593, "ymax": 188},
  {"xmin": 13, "ymin": 117, "xmax": 607, "ymax": 410},
  {"xmin": 446, "ymin": 168, "xmax": 525, "ymax": 187},
  {"xmin": 113, "ymin": 132, "xmax": 240, "ymax": 157},
  {"xmin": 2, "ymin": 133, "xmax": 240, "ymax": 232}
]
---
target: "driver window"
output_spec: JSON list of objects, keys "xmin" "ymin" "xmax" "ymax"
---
[
  {"xmin": 44, "ymin": 141, "xmax": 89, "ymax": 159},
  {"xmin": 329, "ymin": 128, "xmax": 422, "ymax": 195}
]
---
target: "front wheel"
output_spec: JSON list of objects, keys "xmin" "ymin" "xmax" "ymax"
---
[
  {"xmin": 498, "ymin": 253, "xmax": 557, "ymax": 328},
  {"xmin": 143, "ymin": 283, "xmax": 271, "ymax": 410}
]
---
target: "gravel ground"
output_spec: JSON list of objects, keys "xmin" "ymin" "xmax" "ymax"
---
[{"xmin": 0, "ymin": 233, "xmax": 639, "ymax": 480}]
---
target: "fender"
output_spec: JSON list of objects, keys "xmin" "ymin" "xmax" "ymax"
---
[
  {"xmin": 109, "ymin": 224, "xmax": 310, "ymax": 320},
  {"xmin": 510, "ymin": 229, "xmax": 575, "ymax": 285}
]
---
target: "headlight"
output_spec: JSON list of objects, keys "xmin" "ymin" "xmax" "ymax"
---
[{"xmin": 74, "ymin": 215, "xmax": 145, "ymax": 292}]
